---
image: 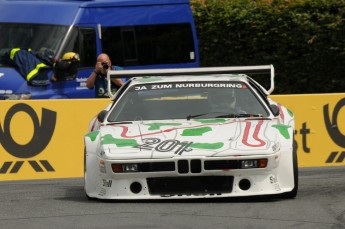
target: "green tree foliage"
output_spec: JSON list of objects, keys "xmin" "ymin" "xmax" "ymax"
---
[{"xmin": 191, "ymin": 0, "xmax": 345, "ymax": 94}]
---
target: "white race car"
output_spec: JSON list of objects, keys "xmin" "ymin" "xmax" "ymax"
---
[{"xmin": 84, "ymin": 65, "xmax": 298, "ymax": 200}]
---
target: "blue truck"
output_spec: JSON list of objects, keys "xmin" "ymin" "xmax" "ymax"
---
[{"xmin": 0, "ymin": 0, "xmax": 200, "ymax": 99}]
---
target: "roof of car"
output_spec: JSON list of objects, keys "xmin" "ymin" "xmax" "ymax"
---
[{"xmin": 107, "ymin": 65, "xmax": 275, "ymax": 98}]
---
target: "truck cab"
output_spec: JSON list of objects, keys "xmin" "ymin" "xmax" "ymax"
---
[{"xmin": 0, "ymin": 0, "xmax": 200, "ymax": 99}]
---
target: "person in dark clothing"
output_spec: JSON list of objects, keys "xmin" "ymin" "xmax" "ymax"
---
[{"xmin": 86, "ymin": 53, "xmax": 124, "ymax": 98}]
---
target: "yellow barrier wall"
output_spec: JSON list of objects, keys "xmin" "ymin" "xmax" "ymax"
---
[
  {"xmin": 0, "ymin": 99, "xmax": 109, "ymax": 181},
  {"xmin": 0, "ymin": 94, "xmax": 344, "ymax": 181},
  {"xmin": 270, "ymin": 94, "xmax": 345, "ymax": 168}
]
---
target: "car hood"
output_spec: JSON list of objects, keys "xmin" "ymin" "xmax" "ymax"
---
[{"xmin": 97, "ymin": 118, "xmax": 291, "ymax": 159}]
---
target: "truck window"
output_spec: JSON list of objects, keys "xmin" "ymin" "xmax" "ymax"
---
[
  {"xmin": 0, "ymin": 23, "xmax": 68, "ymax": 58},
  {"xmin": 59, "ymin": 27, "xmax": 96, "ymax": 68},
  {"xmin": 78, "ymin": 28, "xmax": 97, "ymax": 68},
  {"xmin": 0, "ymin": 23, "xmax": 96, "ymax": 69},
  {"xmin": 101, "ymin": 23, "xmax": 195, "ymax": 67}
]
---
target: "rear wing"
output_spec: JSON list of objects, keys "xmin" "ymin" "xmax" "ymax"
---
[{"xmin": 106, "ymin": 65, "xmax": 275, "ymax": 98}]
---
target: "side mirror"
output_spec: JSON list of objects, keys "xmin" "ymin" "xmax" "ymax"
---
[
  {"xmin": 97, "ymin": 110, "xmax": 107, "ymax": 122},
  {"xmin": 270, "ymin": 104, "xmax": 280, "ymax": 116}
]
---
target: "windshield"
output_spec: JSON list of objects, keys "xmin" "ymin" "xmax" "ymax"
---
[
  {"xmin": 108, "ymin": 81, "xmax": 269, "ymax": 122},
  {"xmin": 0, "ymin": 23, "xmax": 69, "ymax": 57}
]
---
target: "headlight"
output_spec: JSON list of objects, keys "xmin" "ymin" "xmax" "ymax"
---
[
  {"xmin": 123, "ymin": 164, "xmax": 139, "ymax": 172},
  {"xmin": 241, "ymin": 159, "xmax": 267, "ymax": 169},
  {"xmin": 112, "ymin": 163, "xmax": 139, "ymax": 173},
  {"xmin": 3, "ymin": 93, "xmax": 32, "ymax": 100}
]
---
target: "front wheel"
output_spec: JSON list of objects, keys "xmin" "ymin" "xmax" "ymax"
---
[
  {"xmin": 84, "ymin": 173, "xmax": 94, "ymax": 200},
  {"xmin": 84, "ymin": 147, "xmax": 94, "ymax": 200},
  {"xmin": 281, "ymin": 141, "xmax": 298, "ymax": 199}
]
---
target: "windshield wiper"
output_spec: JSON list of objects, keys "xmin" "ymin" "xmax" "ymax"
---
[
  {"xmin": 108, "ymin": 121, "xmax": 133, "ymax": 125},
  {"xmin": 186, "ymin": 112, "xmax": 265, "ymax": 120},
  {"xmin": 215, "ymin": 114, "xmax": 263, "ymax": 118},
  {"xmin": 186, "ymin": 112, "xmax": 233, "ymax": 120}
]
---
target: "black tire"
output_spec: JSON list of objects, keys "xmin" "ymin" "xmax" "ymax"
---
[
  {"xmin": 84, "ymin": 172, "xmax": 96, "ymax": 200},
  {"xmin": 85, "ymin": 192, "xmax": 94, "ymax": 200},
  {"xmin": 83, "ymin": 147, "xmax": 93, "ymax": 200},
  {"xmin": 280, "ymin": 141, "xmax": 298, "ymax": 199}
]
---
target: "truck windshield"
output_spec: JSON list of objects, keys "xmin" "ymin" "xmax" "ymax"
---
[{"xmin": 0, "ymin": 23, "xmax": 69, "ymax": 56}]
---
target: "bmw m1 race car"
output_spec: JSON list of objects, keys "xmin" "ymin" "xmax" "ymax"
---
[{"xmin": 84, "ymin": 65, "xmax": 298, "ymax": 200}]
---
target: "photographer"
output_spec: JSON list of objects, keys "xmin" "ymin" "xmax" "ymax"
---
[{"xmin": 86, "ymin": 53, "xmax": 125, "ymax": 98}]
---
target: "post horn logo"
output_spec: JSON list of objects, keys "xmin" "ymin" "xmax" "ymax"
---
[
  {"xmin": 0, "ymin": 103, "xmax": 57, "ymax": 174},
  {"xmin": 323, "ymin": 98, "xmax": 345, "ymax": 163}
]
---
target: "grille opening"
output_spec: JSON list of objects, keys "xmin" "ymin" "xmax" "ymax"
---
[
  {"xmin": 191, "ymin": 159, "xmax": 201, "ymax": 173},
  {"xmin": 204, "ymin": 160, "xmax": 240, "ymax": 170},
  {"xmin": 140, "ymin": 162, "xmax": 175, "ymax": 172},
  {"xmin": 112, "ymin": 162, "xmax": 175, "ymax": 173},
  {"xmin": 178, "ymin": 160, "xmax": 189, "ymax": 174},
  {"xmin": 147, "ymin": 176, "xmax": 234, "ymax": 195}
]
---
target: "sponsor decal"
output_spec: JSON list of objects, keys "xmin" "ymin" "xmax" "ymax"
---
[
  {"xmin": 118, "ymin": 123, "xmax": 224, "ymax": 139},
  {"xmin": 134, "ymin": 82, "xmax": 246, "ymax": 91},
  {"xmin": 0, "ymin": 103, "xmax": 57, "ymax": 174},
  {"xmin": 99, "ymin": 188, "xmax": 107, "ymax": 196},
  {"xmin": 146, "ymin": 123, "xmax": 182, "ymax": 130},
  {"xmin": 85, "ymin": 131, "xmax": 100, "ymax": 142},
  {"xmin": 0, "ymin": 89, "xmax": 13, "ymax": 95},
  {"xmin": 102, "ymin": 134, "xmax": 138, "ymax": 147},
  {"xmin": 272, "ymin": 124, "xmax": 292, "ymax": 139},
  {"xmin": 181, "ymin": 127, "xmax": 212, "ymax": 136},
  {"xmin": 102, "ymin": 179, "xmax": 112, "ymax": 187},
  {"xmin": 76, "ymin": 77, "xmax": 88, "ymax": 90},
  {"xmin": 277, "ymin": 104, "xmax": 285, "ymax": 122},
  {"xmin": 117, "ymin": 121, "xmax": 239, "ymax": 139},
  {"xmin": 197, "ymin": 119, "xmax": 227, "ymax": 124},
  {"xmin": 190, "ymin": 142, "xmax": 223, "ymax": 150},
  {"xmin": 134, "ymin": 138, "xmax": 224, "ymax": 153},
  {"xmin": 136, "ymin": 138, "xmax": 194, "ymax": 154},
  {"xmin": 271, "ymin": 143, "xmax": 280, "ymax": 152},
  {"xmin": 242, "ymin": 120, "xmax": 266, "ymax": 147},
  {"xmin": 269, "ymin": 176, "xmax": 281, "ymax": 191},
  {"xmin": 94, "ymin": 119, "xmax": 271, "ymax": 152}
]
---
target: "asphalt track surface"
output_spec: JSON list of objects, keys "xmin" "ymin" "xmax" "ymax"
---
[{"xmin": 0, "ymin": 166, "xmax": 344, "ymax": 229}]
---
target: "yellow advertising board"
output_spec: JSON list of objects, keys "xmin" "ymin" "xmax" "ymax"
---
[
  {"xmin": 0, "ymin": 94, "xmax": 344, "ymax": 181},
  {"xmin": 271, "ymin": 94, "xmax": 345, "ymax": 168},
  {"xmin": 0, "ymin": 99, "xmax": 109, "ymax": 181}
]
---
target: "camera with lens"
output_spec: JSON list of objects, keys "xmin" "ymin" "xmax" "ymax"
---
[{"xmin": 101, "ymin": 61, "xmax": 109, "ymax": 70}]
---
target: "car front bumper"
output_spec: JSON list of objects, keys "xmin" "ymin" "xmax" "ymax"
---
[{"xmin": 85, "ymin": 151, "xmax": 294, "ymax": 199}]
